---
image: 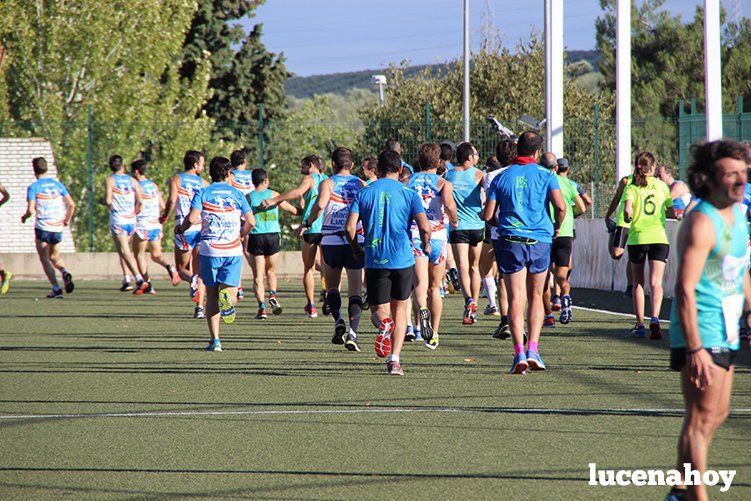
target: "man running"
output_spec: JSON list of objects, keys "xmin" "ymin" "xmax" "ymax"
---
[
  {"xmin": 655, "ymin": 163, "xmax": 692, "ymax": 220},
  {"xmin": 346, "ymin": 149, "xmax": 431, "ymax": 375},
  {"xmin": 304, "ymin": 147, "xmax": 365, "ymax": 350},
  {"xmin": 479, "ymin": 156, "xmax": 502, "ymax": 317},
  {"xmin": 446, "ymin": 142, "xmax": 485, "ymax": 324},
  {"xmin": 385, "ymin": 138, "xmax": 413, "ymax": 183},
  {"xmin": 484, "ymin": 131, "xmax": 566, "ymax": 374},
  {"xmin": 667, "ymin": 140, "xmax": 749, "ymax": 501},
  {"xmin": 175, "ymin": 156, "xmax": 255, "ymax": 352},
  {"xmin": 408, "ymin": 143, "xmax": 457, "ymax": 350},
  {"xmin": 161, "ymin": 150, "xmax": 209, "ymax": 318},
  {"xmin": 246, "ymin": 168, "xmax": 300, "ymax": 319},
  {"xmin": 266, "ymin": 155, "xmax": 328, "ymax": 318},
  {"xmin": 21, "ymin": 157, "xmax": 76, "ymax": 298},
  {"xmin": 360, "ymin": 157, "xmax": 378, "ymax": 185},
  {"xmin": 230, "ymin": 150, "xmax": 254, "ymax": 300},
  {"xmin": 131, "ymin": 159, "xmax": 176, "ymax": 295},
  {"xmin": 0, "ymin": 183, "xmax": 11, "ymax": 294},
  {"xmin": 104, "ymin": 155, "xmax": 143, "ymax": 290}
]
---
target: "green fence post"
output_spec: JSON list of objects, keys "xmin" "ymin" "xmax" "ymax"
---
[
  {"xmin": 258, "ymin": 104, "xmax": 265, "ymax": 169},
  {"xmin": 593, "ymin": 102, "xmax": 599, "ymax": 217},
  {"xmin": 738, "ymin": 96, "xmax": 744, "ymax": 141},
  {"xmin": 425, "ymin": 103, "xmax": 431, "ymax": 143},
  {"xmin": 87, "ymin": 105, "xmax": 94, "ymax": 252}
]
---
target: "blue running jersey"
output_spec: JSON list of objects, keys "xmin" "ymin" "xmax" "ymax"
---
[{"xmin": 445, "ymin": 166, "xmax": 484, "ymax": 231}]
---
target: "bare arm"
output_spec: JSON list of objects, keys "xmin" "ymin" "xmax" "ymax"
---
[
  {"xmin": 605, "ymin": 176, "xmax": 629, "ymax": 221},
  {"xmin": 483, "ymin": 199, "xmax": 497, "ymax": 226},
  {"xmin": 175, "ymin": 207, "xmax": 201, "ymax": 234},
  {"xmin": 414, "ymin": 212, "xmax": 432, "ymax": 253},
  {"xmin": 306, "ymin": 179, "xmax": 331, "ymax": 225},
  {"xmin": 63, "ymin": 194, "xmax": 76, "ymax": 226},
  {"xmin": 132, "ymin": 178, "xmax": 143, "ymax": 215},
  {"xmin": 0, "ymin": 184, "xmax": 9, "ymax": 206},
  {"xmin": 439, "ymin": 179, "xmax": 459, "ymax": 226},
  {"xmin": 21, "ymin": 199, "xmax": 35, "ymax": 223},
  {"xmin": 240, "ymin": 210, "xmax": 256, "ymax": 237},
  {"xmin": 265, "ymin": 176, "xmax": 313, "ymax": 208},
  {"xmin": 345, "ymin": 210, "xmax": 360, "ymax": 250},
  {"xmin": 161, "ymin": 176, "xmax": 179, "ymax": 222},
  {"xmin": 104, "ymin": 176, "xmax": 114, "ymax": 208}
]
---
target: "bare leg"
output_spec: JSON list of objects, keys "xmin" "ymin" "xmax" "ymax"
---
[
  {"xmin": 631, "ymin": 261, "xmax": 646, "ymax": 325},
  {"xmin": 413, "ymin": 258, "xmax": 429, "ymax": 309},
  {"xmin": 468, "ymin": 243, "xmax": 482, "ymax": 301},
  {"xmin": 35, "ymin": 240, "xmax": 58, "ymax": 287},
  {"xmin": 174, "ymin": 249, "xmax": 193, "ymax": 282},
  {"xmin": 504, "ymin": 269, "xmax": 528, "ymax": 348},
  {"xmin": 148, "ymin": 239, "xmax": 172, "ymax": 270},
  {"xmin": 266, "ymin": 253, "xmax": 278, "ymax": 294},
  {"xmin": 428, "ymin": 261, "xmax": 446, "ymax": 335},
  {"xmin": 301, "ymin": 241, "xmax": 318, "ymax": 305},
  {"xmin": 452, "ymin": 242, "xmax": 473, "ymax": 300},
  {"xmin": 390, "ymin": 298, "xmax": 409, "ymax": 357},
  {"xmin": 132, "ymin": 235, "xmax": 149, "ymax": 278},
  {"xmin": 204, "ymin": 285, "xmax": 220, "ymax": 341},
  {"xmin": 47, "ymin": 242, "xmax": 67, "ymax": 274},
  {"xmin": 250, "ymin": 254, "xmax": 265, "ymax": 304},
  {"xmin": 112, "ymin": 234, "xmax": 139, "ymax": 277},
  {"xmin": 648, "ymin": 259, "xmax": 666, "ymax": 320},
  {"xmin": 525, "ymin": 270, "xmax": 547, "ymax": 345},
  {"xmin": 497, "ymin": 275, "xmax": 508, "ymax": 316}
]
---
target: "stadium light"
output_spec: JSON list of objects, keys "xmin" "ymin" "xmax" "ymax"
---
[
  {"xmin": 518, "ymin": 114, "xmax": 546, "ymax": 132},
  {"xmin": 371, "ymin": 75, "xmax": 387, "ymax": 107}
]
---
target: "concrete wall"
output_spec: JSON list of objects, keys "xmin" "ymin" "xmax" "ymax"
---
[
  {"xmin": 0, "ymin": 218, "xmax": 681, "ymax": 297},
  {"xmin": 0, "ymin": 138, "xmax": 75, "ymax": 252}
]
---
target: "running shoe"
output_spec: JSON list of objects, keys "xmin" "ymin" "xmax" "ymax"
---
[
  {"xmin": 543, "ymin": 314, "xmax": 556, "ymax": 328},
  {"xmin": 205, "ymin": 339, "xmax": 222, "ymax": 352},
  {"xmin": 190, "ymin": 274, "xmax": 199, "ymax": 301},
  {"xmin": 0, "ymin": 271, "xmax": 12, "ymax": 294},
  {"xmin": 332, "ymin": 318, "xmax": 346, "ymax": 344},
  {"xmin": 194, "ymin": 306, "xmax": 205, "ymax": 319},
  {"xmin": 551, "ymin": 295, "xmax": 561, "ymax": 312},
  {"xmin": 168, "ymin": 265, "xmax": 180, "ymax": 286},
  {"xmin": 463, "ymin": 301, "xmax": 478, "ymax": 325},
  {"xmin": 219, "ymin": 289, "xmax": 236, "ymax": 324},
  {"xmin": 418, "ymin": 307, "xmax": 434, "ymax": 342},
  {"xmin": 623, "ymin": 284, "xmax": 633, "ymax": 297},
  {"xmin": 134, "ymin": 281, "xmax": 151, "ymax": 296},
  {"xmin": 362, "ymin": 290, "xmax": 369, "ymax": 310},
  {"xmin": 559, "ymin": 296, "xmax": 572, "ymax": 324},
  {"xmin": 630, "ymin": 324, "xmax": 647, "ymax": 338},
  {"xmin": 344, "ymin": 330, "xmax": 361, "ymax": 352},
  {"xmin": 526, "ymin": 350, "xmax": 546, "ymax": 371},
  {"xmin": 439, "ymin": 285, "xmax": 446, "ymax": 298},
  {"xmin": 448, "ymin": 268, "xmax": 461, "ymax": 293},
  {"xmin": 320, "ymin": 290, "xmax": 330, "ymax": 315},
  {"xmin": 305, "ymin": 303, "xmax": 318, "ymax": 318},
  {"xmin": 255, "ymin": 308, "xmax": 268, "ymax": 320},
  {"xmin": 509, "ymin": 353, "xmax": 528, "ymax": 374},
  {"xmin": 268, "ymin": 295, "xmax": 283, "ymax": 316},
  {"xmin": 483, "ymin": 304, "xmax": 500, "ymax": 316},
  {"xmin": 47, "ymin": 288, "xmax": 63, "ymax": 299},
  {"xmin": 120, "ymin": 281, "xmax": 133, "ymax": 292},
  {"xmin": 374, "ymin": 318, "xmax": 394, "ymax": 358},
  {"xmin": 62, "ymin": 271, "xmax": 74, "ymax": 293},
  {"xmin": 413, "ymin": 329, "xmax": 424, "ymax": 342},
  {"xmin": 237, "ymin": 287, "xmax": 245, "ymax": 300},
  {"xmin": 650, "ymin": 319, "xmax": 662, "ymax": 340},
  {"xmin": 424, "ymin": 332, "xmax": 440, "ymax": 350},
  {"xmin": 493, "ymin": 319, "xmax": 511, "ymax": 339},
  {"xmin": 147, "ymin": 283, "xmax": 157, "ymax": 295},
  {"xmin": 405, "ymin": 325, "xmax": 416, "ymax": 342},
  {"xmin": 387, "ymin": 360, "xmax": 404, "ymax": 376}
]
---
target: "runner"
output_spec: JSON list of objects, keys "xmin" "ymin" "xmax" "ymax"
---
[
  {"xmin": 303, "ymin": 147, "xmax": 365, "ymax": 350},
  {"xmin": 175, "ymin": 156, "xmax": 255, "ymax": 352},
  {"xmin": 479, "ymin": 156, "xmax": 502, "ymax": 317},
  {"xmin": 230, "ymin": 149, "xmax": 254, "ymax": 301},
  {"xmin": 346, "ymin": 149, "xmax": 431, "ymax": 375},
  {"xmin": 622, "ymin": 151, "xmax": 676, "ymax": 339},
  {"xmin": 439, "ymin": 141, "xmax": 455, "ymax": 175},
  {"xmin": 130, "ymin": 159, "xmax": 177, "ymax": 295},
  {"xmin": 655, "ymin": 163, "xmax": 692, "ymax": 220},
  {"xmin": 483, "ymin": 131, "xmax": 566, "ymax": 374},
  {"xmin": 360, "ymin": 157, "xmax": 378, "ymax": 185},
  {"xmin": 407, "ymin": 143, "xmax": 458, "ymax": 350},
  {"xmin": 489, "ymin": 139, "xmax": 516, "ymax": 339},
  {"xmin": 385, "ymin": 138, "xmax": 413, "ymax": 183},
  {"xmin": 667, "ymin": 140, "xmax": 749, "ymax": 501},
  {"xmin": 549, "ymin": 157, "xmax": 586, "ymax": 325},
  {"xmin": 0, "ymin": 183, "xmax": 11, "ymax": 294},
  {"xmin": 246, "ymin": 168, "xmax": 300, "ymax": 319},
  {"xmin": 161, "ymin": 150, "xmax": 209, "ymax": 318},
  {"xmin": 445, "ymin": 142, "xmax": 485, "ymax": 325},
  {"xmin": 104, "ymin": 155, "xmax": 143, "ymax": 290},
  {"xmin": 21, "ymin": 157, "xmax": 76, "ymax": 298},
  {"xmin": 604, "ymin": 173, "xmax": 634, "ymax": 296},
  {"xmin": 537, "ymin": 153, "xmax": 562, "ymax": 328},
  {"xmin": 266, "ymin": 155, "xmax": 328, "ymax": 318}
]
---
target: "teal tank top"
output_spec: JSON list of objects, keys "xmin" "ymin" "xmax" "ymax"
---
[
  {"xmin": 302, "ymin": 173, "xmax": 327, "ymax": 234},
  {"xmin": 248, "ymin": 189, "xmax": 280, "ymax": 234},
  {"xmin": 445, "ymin": 166, "xmax": 484, "ymax": 230},
  {"xmin": 669, "ymin": 202, "xmax": 749, "ymax": 350}
]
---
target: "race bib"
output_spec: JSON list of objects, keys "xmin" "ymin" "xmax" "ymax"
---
[{"xmin": 721, "ymin": 294, "xmax": 743, "ymax": 346}]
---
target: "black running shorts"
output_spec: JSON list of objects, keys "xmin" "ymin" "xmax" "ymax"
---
[
  {"xmin": 551, "ymin": 236, "xmax": 573, "ymax": 267},
  {"xmin": 302, "ymin": 232, "xmax": 323, "ymax": 246},
  {"xmin": 610, "ymin": 226, "xmax": 629, "ymax": 250},
  {"xmin": 322, "ymin": 244, "xmax": 364, "ymax": 270},
  {"xmin": 247, "ymin": 233, "xmax": 280, "ymax": 256},
  {"xmin": 670, "ymin": 347, "xmax": 737, "ymax": 371},
  {"xmin": 627, "ymin": 243, "xmax": 669, "ymax": 264},
  {"xmin": 365, "ymin": 267, "xmax": 414, "ymax": 305},
  {"xmin": 449, "ymin": 228, "xmax": 484, "ymax": 246}
]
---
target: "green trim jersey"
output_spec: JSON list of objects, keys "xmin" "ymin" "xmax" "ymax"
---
[
  {"xmin": 621, "ymin": 176, "xmax": 672, "ymax": 245},
  {"xmin": 552, "ymin": 175, "xmax": 578, "ymax": 238}
]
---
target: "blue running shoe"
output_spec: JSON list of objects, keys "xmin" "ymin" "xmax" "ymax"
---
[
  {"xmin": 405, "ymin": 325, "xmax": 416, "ymax": 342},
  {"xmin": 526, "ymin": 350, "xmax": 546, "ymax": 371},
  {"xmin": 413, "ymin": 329, "xmax": 424, "ymax": 342},
  {"xmin": 509, "ymin": 353, "xmax": 528, "ymax": 374},
  {"xmin": 559, "ymin": 295, "xmax": 572, "ymax": 324},
  {"xmin": 630, "ymin": 324, "xmax": 647, "ymax": 338},
  {"xmin": 205, "ymin": 339, "xmax": 222, "ymax": 352}
]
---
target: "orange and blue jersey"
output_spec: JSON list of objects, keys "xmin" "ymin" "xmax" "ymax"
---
[
  {"xmin": 321, "ymin": 174, "xmax": 363, "ymax": 245},
  {"xmin": 110, "ymin": 174, "xmax": 137, "ymax": 227},
  {"xmin": 27, "ymin": 177, "xmax": 69, "ymax": 232},
  {"xmin": 191, "ymin": 182, "xmax": 251, "ymax": 258},
  {"xmin": 408, "ymin": 172, "xmax": 446, "ymax": 241},
  {"xmin": 175, "ymin": 172, "xmax": 204, "ymax": 233},
  {"xmin": 136, "ymin": 179, "xmax": 161, "ymax": 232},
  {"xmin": 231, "ymin": 169, "xmax": 254, "ymax": 196}
]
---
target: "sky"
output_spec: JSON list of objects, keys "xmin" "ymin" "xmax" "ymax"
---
[{"xmin": 241, "ymin": 0, "xmax": 750, "ymax": 77}]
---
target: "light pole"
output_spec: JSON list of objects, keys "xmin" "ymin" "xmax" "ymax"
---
[
  {"xmin": 704, "ymin": 0, "xmax": 723, "ymax": 140},
  {"xmin": 615, "ymin": 0, "xmax": 631, "ymax": 181},
  {"xmin": 371, "ymin": 74, "xmax": 387, "ymax": 107},
  {"xmin": 462, "ymin": 0, "xmax": 470, "ymax": 142},
  {"xmin": 544, "ymin": 0, "xmax": 563, "ymax": 157}
]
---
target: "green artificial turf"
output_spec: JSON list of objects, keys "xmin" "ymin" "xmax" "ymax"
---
[{"xmin": 0, "ymin": 280, "xmax": 749, "ymax": 499}]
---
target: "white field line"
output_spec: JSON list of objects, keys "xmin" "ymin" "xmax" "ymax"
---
[
  {"xmin": 1, "ymin": 406, "xmax": 750, "ymax": 421},
  {"xmin": 573, "ymin": 305, "xmax": 670, "ymax": 323}
]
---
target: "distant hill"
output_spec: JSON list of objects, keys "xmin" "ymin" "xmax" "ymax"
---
[{"xmin": 285, "ymin": 50, "xmax": 601, "ymax": 99}]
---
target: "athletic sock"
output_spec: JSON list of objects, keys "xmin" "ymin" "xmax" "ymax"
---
[
  {"xmin": 514, "ymin": 344, "xmax": 525, "ymax": 356},
  {"xmin": 135, "ymin": 274, "xmax": 144, "ymax": 283},
  {"xmin": 123, "ymin": 275, "xmax": 131, "ymax": 284},
  {"xmin": 326, "ymin": 290, "xmax": 342, "ymax": 321},
  {"xmin": 387, "ymin": 354, "xmax": 400, "ymax": 364},
  {"xmin": 142, "ymin": 272, "xmax": 150, "ymax": 283},
  {"xmin": 259, "ymin": 301, "xmax": 266, "ymax": 309},
  {"xmin": 482, "ymin": 278, "xmax": 497, "ymax": 308},
  {"xmin": 269, "ymin": 289, "xmax": 277, "ymax": 298},
  {"xmin": 500, "ymin": 315, "xmax": 508, "ymax": 325},
  {"xmin": 348, "ymin": 295, "xmax": 363, "ymax": 333},
  {"xmin": 529, "ymin": 341, "xmax": 539, "ymax": 353},
  {"xmin": 60, "ymin": 268, "xmax": 68, "ymax": 275}
]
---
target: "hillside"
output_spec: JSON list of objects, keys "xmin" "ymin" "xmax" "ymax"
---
[{"xmin": 285, "ymin": 50, "xmax": 601, "ymax": 98}]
